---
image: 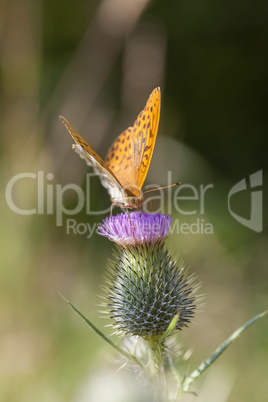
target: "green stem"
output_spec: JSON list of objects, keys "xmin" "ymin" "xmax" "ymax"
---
[
  {"xmin": 146, "ymin": 336, "xmax": 164, "ymax": 377},
  {"xmin": 144, "ymin": 336, "xmax": 166, "ymax": 400},
  {"xmin": 168, "ymin": 354, "xmax": 183, "ymax": 400}
]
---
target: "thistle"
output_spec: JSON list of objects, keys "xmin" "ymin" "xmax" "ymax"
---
[
  {"xmin": 98, "ymin": 212, "xmax": 196, "ymax": 339},
  {"xmin": 64, "ymin": 210, "xmax": 267, "ymax": 400}
]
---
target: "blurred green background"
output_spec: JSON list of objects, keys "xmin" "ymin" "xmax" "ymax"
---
[{"xmin": 1, "ymin": 0, "xmax": 267, "ymax": 401}]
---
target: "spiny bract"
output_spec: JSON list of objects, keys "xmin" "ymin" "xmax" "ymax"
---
[{"xmin": 106, "ymin": 242, "xmax": 196, "ymax": 337}]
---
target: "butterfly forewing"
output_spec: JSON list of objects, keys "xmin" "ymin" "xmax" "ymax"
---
[
  {"xmin": 59, "ymin": 116, "xmax": 128, "ymax": 201},
  {"xmin": 105, "ymin": 87, "xmax": 161, "ymax": 194},
  {"xmin": 133, "ymin": 87, "xmax": 161, "ymax": 189}
]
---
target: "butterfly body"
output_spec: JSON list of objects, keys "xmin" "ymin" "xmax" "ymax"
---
[{"xmin": 60, "ymin": 87, "xmax": 161, "ymax": 209}]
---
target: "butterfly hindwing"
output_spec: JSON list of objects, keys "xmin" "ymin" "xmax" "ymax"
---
[{"xmin": 105, "ymin": 127, "xmax": 137, "ymax": 195}]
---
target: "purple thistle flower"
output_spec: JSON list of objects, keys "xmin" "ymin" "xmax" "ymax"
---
[
  {"xmin": 98, "ymin": 211, "xmax": 197, "ymax": 338},
  {"xmin": 97, "ymin": 212, "xmax": 172, "ymax": 246}
]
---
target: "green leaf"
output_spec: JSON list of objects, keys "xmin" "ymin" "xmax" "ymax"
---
[
  {"xmin": 59, "ymin": 293, "xmax": 144, "ymax": 369},
  {"xmin": 183, "ymin": 309, "xmax": 268, "ymax": 392},
  {"xmin": 162, "ymin": 312, "xmax": 180, "ymax": 339}
]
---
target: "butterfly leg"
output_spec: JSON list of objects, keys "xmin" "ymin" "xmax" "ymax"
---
[
  {"xmin": 140, "ymin": 198, "xmax": 153, "ymax": 213},
  {"xmin": 106, "ymin": 203, "xmax": 116, "ymax": 234},
  {"xmin": 148, "ymin": 198, "xmax": 152, "ymax": 213},
  {"xmin": 126, "ymin": 208, "xmax": 137, "ymax": 241},
  {"xmin": 110, "ymin": 203, "xmax": 115, "ymax": 219}
]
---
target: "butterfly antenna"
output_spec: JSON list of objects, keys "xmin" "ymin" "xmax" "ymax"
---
[{"xmin": 143, "ymin": 182, "xmax": 181, "ymax": 195}]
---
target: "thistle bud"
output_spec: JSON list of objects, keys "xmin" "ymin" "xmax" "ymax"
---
[{"xmin": 98, "ymin": 212, "xmax": 196, "ymax": 338}]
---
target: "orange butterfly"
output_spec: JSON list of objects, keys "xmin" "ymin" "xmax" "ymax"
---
[{"xmin": 60, "ymin": 87, "xmax": 161, "ymax": 209}]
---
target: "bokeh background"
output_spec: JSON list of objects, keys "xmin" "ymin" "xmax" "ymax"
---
[{"xmin": 1, "ymin": 0, "xmax": 267, "ymax": 401}]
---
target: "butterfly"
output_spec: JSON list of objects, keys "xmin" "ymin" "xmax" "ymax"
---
[{"xmin": 60, "ymin": 87, "xmax": 161, "ymax": 209}]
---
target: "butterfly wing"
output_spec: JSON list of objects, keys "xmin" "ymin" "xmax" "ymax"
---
[
  {"xmin": 60, "ymin": 116, "xmax": 128, "ymax": 201},
  {"xmin": 105, "ymin": 127, "xmax": 137, "ymax": 195},
  {"xmin": 105, "ymin": 87, "xmax": 161, "ymax": 193},
  {"xmin": 132, "ymin": 87, "xmax": 161, "ymax": 189},
  {"xmin": 105, "ymin": 88, "xmax": 161, "ymax": 195}
]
